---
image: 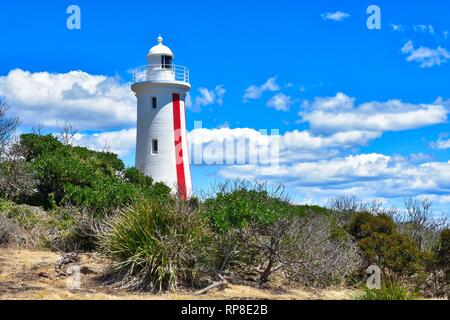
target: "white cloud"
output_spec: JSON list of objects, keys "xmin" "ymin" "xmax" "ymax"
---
[
  {"xmin": 431, "ymin": 136, "xmax": 450, "ymax": 149},
  {"xmin": 185, "ymin": 92, "xmax": 193, "ymax": 109},
  {"xmin": 321, "ymin": 11, "xmax": 350, "ymax": 22},
  {"xmin": 391, "ymin": 23, "xmax": 438, "ymax": 36},
  {"xmin": 70, "ymin": 126, "xmax": 352, "ymax": 168},
  {"xmin": 391, "ymin": 23, "xmax": 403, "ymax": 32},
  {"xmin": 243, "ymin": 77, "xmax": 280, "ymax": 102},
  {"xmin": 188, "ymin": 127, "xmax": 381, "ymax": 165},
  {"xmin": 188, "ymin": 124, "xmax": 450, "ymax": 202},
  {"xmin": 413, "ymin": 24, "xmax": 435, "ymax": 35},
  {"xmin": 401, "ymin": 40, "xmax": 450, "ymax": 68},
  {"xmin": 408, "ymin": 153, "xmax": 434, "ymax": 164},
  {"xmin": 266, "ymin": 93, "xmax": 292, "ymax": 111},
  {"xmin": 426, "ymin": 194, "xmax": 450, "ymax": 204},
  {"xmin": 0, "ymin": 69, "xmax": 136, "ymax": 130},
  {"xmin": 300, "ymin": 92, "xmax": 448, "ymax": 133},
  {"xmin": 72, "ymin": 128, "xmax": 136, "ymax": 157},
  {"xmin": 188, "ymin": 85, "xmax": 226, "ymax": 112},
  {"xmin": 219, "ymin": 153, "xmax": 450, "ymax": 200},
  {"xmin": 281, "ymin": 129, "xmax": 380, "ymax": 151}
]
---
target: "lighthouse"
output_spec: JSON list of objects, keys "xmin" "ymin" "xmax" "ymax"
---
[{"xmin": 131, "ymin": 36, "xmax": 192, "ymax": 199}]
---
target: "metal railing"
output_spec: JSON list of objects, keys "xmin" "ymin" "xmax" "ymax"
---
[{"xmin": 131, "ymin": 64, "xmax": 189, "ymax": 84}]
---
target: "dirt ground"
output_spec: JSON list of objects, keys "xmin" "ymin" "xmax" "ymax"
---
[{"xmin": 0, "ymin": 249, "xmax": 357, "ymax": 300}]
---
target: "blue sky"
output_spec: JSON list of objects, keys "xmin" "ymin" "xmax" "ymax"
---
[{"xmin": 1, "ymin": 1, "xmax": 450, "ymax": 212}]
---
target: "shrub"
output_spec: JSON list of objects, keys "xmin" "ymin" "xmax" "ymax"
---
[
  {"xmin": 284, "ymin": 214, "xmax": 362, "ymax": 287},
  {"xmin": 422, "ymin": 229, "xmax": 450, "ymax": 297},
  {"xmin": 203, "ymin": 181, "xmax": 291, "ymax": 234},
  {"xmin": 346, "ymin": 212, "xmax": 422, "ymax": 278},
  {"xmin": 0, "ymin": 159, "xmax": 34, "ymax": 202},
  {"xmin": 20, "ymin": 133, "xmax": 124, "ymax": 173},
  {"xmin": 20, "ymin": 134, "xmax": 63, "ymax": 162},
  {"xmin": 3, "ymin": 204, "xmax": 44, "ymax": 230},
  {"xmin": 433, "ymin": 229, "xmax": 450, "ymax": 278},
  {"xmin": 201, "ymin": 181, "xmax": 351, "ymax": 284},
  {"xmin": 202, "ymin": 182, "xmax": 292, "ymax": 280},
  {"xmin": 329, "ymin": 196, "xmax": 399, "ymax": 227},
  {"xmin": 355, "ymin": 282, "xmax": 418, "ymax": 300},
  {"xmin": 0, "ymin": 200, "xmax": 99, "ymax": 251},
  {"xmin": 62, "ymin": 177, "xmax": 141, "ymax": 213},
  {"xmin": 34, "ymin": 152, "xmax": 95, "ymax": 204},
  {"xmin": 44, "ymin": 205, "xmax": 101, "ymax": 252},
  {"xmin": 0, "ymin": 215, "xmax": 31, "ymax": 247},
  {"xmin": 17, "ymin": 134, "xmax": 171, "ymax": 213},
  {"xmin": 0, "ymin": 203, "xmax": 50, "ymax": 248},
  {"xmin": 99, "ymin": 199, "xmax": 211, "ymax": 292},
  {"xmin": 0, "ymin": 198, "xmax": 14, "ymax": 212},
  {"xmin": 400, "ymin": 197, "xmax": 445, "ymax": 252}
]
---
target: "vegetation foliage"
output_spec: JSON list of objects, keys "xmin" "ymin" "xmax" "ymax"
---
[
  {"xmin": 19, "ymin": 133, "xmax": 170, "ymax": 212},
  {"xmin": 355, "ymin": 282, "xmax": 418, "ymax": 300},
  {"xmin": 99, "ymin": 199, "xmax": 210, "ymax": 291},
  {"xmin": 0, "ymin": 105, "xmax": 449, "ymax": 298}
]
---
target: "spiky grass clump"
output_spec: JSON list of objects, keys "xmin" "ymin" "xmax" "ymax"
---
[
  {"xmin": 355, "ymin": 282, "xmax": 418, "ymax": 300},
  {"xmin": 99, "ymin": 199, "xmax": 210, "ymax": 292}
]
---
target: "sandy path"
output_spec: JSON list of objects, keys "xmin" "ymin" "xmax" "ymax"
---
[{"xmin": 0, "ymin": 249, "xmax": 355, "ymax": 300}]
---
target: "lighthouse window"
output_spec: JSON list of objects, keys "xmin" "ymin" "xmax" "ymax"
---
[
  {"xmin": 161, "ymin": 55, "xmax": 172, "ymax": 69},
  {"xmin": 152, "ymin": 96, "xmax": 157, "ymax": 109},
  {"xmin": 152, "ymin": 139, "xmax": 159, "ymax": 154}
]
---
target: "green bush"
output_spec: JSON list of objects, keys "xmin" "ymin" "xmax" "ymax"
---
[
  {"xmin": 99, "ymin": 199, "xmax": 211, "ymax": 292},
  {"xmin": 346, "ymin": 212, "xmax": 422, "ymax": 278},
  {"xmin": 434, "ymin": 229, "xmax": 450, "ymax": 275},
  {"xmin": 355, "ymin": 282, "xmax": 418, "ymax": 300},
  {"xmin": 0, "ymin": 203, "xmax": 52, "ymax": 248},
  {"xmin": 45, "ymin": 206, "xmax": 100, "ymax": 252},
  {"xmin": 34, "ymin": 152, "xmax": 96, "ymax": 203},
  {"xmin": 425, "ymin": 228, "xmax": 450, "ymax": 295},
  {"xmin": 20, "ymin": 134, "xmax": 63, "ymax": 162},
  {"xmin": 202, "ymin": 181, "xmax": 337, "ymax": 283},
  {"xmin": 0, "ymin": 215, "xmax": 32, "ymax": 248},
  {"xmin": 203, "ymin": 183, "xmax": 291, "ymax": 234},
  {"xmin": 201, "ymin": 183, "xmax": 289, "ymax": 276},
  {"xmin": 3, "ymin": 204, "xmax": 43, "ymax": 230},
  {"xmin": 0, "ymin": 198, "xmax": 14, "ymax": 212},
  {"xmin": 20, "ymin": 134, "xmax": 124, "ymax": 173},
  {"xmin": 63, "ymin": 177, "xmax": 141, "ymax": 213},
  {"xmin": 17, "ymin": 134, "xmax": 170, "ymax": 213},
  {"xmin": 0, "ymin": 199, "xmax": 101, "ymax": 251},
  {"xmin": 0, "ymin": 159, "xmax": 35, "ymax": 201}
]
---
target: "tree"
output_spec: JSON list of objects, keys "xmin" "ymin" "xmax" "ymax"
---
[
  {"xmin": 401, "ymin": 197, "xmax": 448, "ymax": 252},
  {"xmin": 346, "ymin": 212, "xmax": 422, "ymax": 278},
  {"xmin": 57, "ymin": 122, "xmax": 78, "ymax": 146},
  {"xmin": 0, "ymin": 101, "xmax": 33, "ymax": 200},
  {"xmin": 328, "ymin": 196, "xmax": 399, "ymax": 226},
  {"xmin": 0, "ymin": 100, "xmax": 21, "ymax": 158},
  {"xmin": 431, "ymin": 229, "xmax": 450, "ymax": 284}
]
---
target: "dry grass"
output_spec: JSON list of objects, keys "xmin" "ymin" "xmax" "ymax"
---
[{"xmin": 0, "ymin": 249, "xmax": 356, "ymax": 300}]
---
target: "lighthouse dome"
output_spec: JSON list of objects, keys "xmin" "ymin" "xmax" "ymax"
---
[{"xmin": 147, "ymin": 36, "xmax": 174, "ymax": 58}]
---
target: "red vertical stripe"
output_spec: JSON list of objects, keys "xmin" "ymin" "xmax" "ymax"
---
[{"xmin": 172, "ymin": 93, "xmax": 187, "ymax": 199}]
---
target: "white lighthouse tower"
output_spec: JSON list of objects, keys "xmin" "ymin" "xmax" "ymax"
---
[{"xmin": 131, "ymin": 36, "xmax": 192, "ymax": 199}]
